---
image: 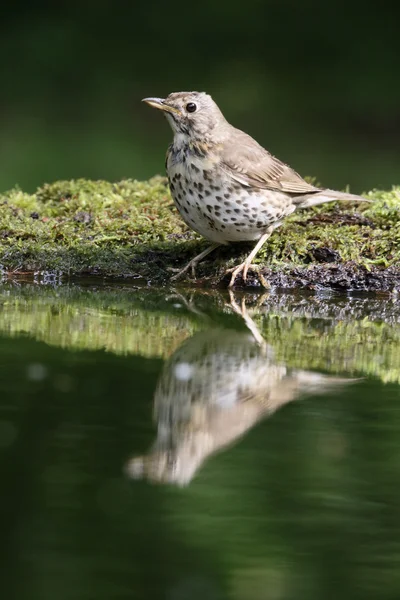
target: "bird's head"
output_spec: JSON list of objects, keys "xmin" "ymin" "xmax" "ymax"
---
[{"xmin": 142, "ymin": 91, "xmax": 226, "ymax": 140}]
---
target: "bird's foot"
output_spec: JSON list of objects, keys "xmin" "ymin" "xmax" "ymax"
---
[
  {"xmin": 225, "ymin": 261, "xmax": 256, "ymax": 287},
  {"xmin": 225, "ymin": 262, "xmax": 270, "ymax": 289},
  {"xmin": 168, "ymin": 260, "xmax": 197, "ymax": 281},
  {"xmin": 167, "ymin": 243, "xmax": 221, "ymax": 282}
]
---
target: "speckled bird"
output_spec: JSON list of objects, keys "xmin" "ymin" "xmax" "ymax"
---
[{"xmin": 143, "ymin": 92, "xmax": 367, "ymax": 286}]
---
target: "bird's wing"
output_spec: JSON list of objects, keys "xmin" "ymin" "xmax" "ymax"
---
[{"xmin": 220, "ymin": 128, "xmax": 321, "ymax": 195}]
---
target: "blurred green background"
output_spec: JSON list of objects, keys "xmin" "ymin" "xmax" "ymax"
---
[{"xmin": 1, "ymin": 1, "xmax": 399, "ymax": 193}]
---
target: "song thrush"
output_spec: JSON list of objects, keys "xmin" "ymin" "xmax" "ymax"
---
[{"xmin": 143, "ymin": 92, "xmax": 367, "ymax": 287}]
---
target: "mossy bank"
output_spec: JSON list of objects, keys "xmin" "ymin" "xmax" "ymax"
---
[{"xmin": 1, "ymin": 177, "xmax": 399, "ymax": 291}]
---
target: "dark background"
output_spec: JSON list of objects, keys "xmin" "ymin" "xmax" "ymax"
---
[{"xmin": 1, "ymin": 1, "xmax": 399, "ymax": 193}]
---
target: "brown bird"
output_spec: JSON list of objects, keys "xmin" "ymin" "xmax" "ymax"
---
[{"xmin": 143, "ymin": 92, "xmax": 367, "ymax": 287}]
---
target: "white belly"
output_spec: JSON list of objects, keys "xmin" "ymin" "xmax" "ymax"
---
[{"xmin": 167, "ymin": 156, "xmax": 293, "ymax": 244}]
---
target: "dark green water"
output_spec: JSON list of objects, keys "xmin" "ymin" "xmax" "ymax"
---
[{"xmin": 1, "ymin": 282, "xmax": 400, "ymax": 600}]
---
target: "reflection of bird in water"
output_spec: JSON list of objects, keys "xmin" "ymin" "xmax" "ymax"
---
[{"xmin": 125, "ymin": 298, "xmax": 354, "ymax": 486}]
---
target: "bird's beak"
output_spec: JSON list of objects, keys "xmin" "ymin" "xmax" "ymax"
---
[{"xmin": 142, "ymin": 97, "xmax": 181, "ymax": 116}]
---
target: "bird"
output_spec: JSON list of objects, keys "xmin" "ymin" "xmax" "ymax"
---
[{"xmin": 142, "ymin": 91, "xmax": 367, "ymax": 287}]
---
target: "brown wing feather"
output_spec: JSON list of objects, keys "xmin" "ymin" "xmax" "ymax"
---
[{"xmin": 221, "ymin": 128, "xmax": 321, "ymax": 195}]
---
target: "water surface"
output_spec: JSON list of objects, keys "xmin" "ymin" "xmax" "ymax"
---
[{"xmin": 0, "ymin": 282, "xmax": 399, "ymax": 600}]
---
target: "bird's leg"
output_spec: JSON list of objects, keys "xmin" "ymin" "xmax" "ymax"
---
[
  {"xmin": 169, "ymin": 243, "xmax": 221, "ymax": 281},
  {"xmin": 225, "ymin": 231, "xmax": 272, "ymax": 288}
]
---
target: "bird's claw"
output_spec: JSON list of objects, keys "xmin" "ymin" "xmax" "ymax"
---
[
  {"xmin": 168, "ymin": 261, "xmax": 197, "ymax": 281},
  {"xmin": 224, "ymin": 263, "xmax": 270, "ymax": 289},
  {"xmin": 225, "ymin": 262, "xmax": 259, "ymax": 287}
]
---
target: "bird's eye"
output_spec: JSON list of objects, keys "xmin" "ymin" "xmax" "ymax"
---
[{"xmin": 186, "ymin": 102, "xmax": 197, "ymax": 113}]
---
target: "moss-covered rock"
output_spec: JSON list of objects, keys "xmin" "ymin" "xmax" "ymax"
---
[{"xmin": 0, "ymin": 177, "xmax": 399, "ymax": 291}]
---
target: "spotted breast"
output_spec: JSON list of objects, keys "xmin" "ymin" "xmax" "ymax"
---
[{"xmin": 166, "ymin": 142, "xmax": 295, "ymax": 244}]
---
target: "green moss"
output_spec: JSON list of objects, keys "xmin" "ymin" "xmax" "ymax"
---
[
  {"xmin": 0, "ymin": 178, "xmax": 399, "ymax": 287},
  {"xmin": 257, "ymin": 188, "xmax": 400, "ymax": 266}
]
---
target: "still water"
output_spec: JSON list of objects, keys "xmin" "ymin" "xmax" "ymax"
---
[{"xmin": 0, "ymin": 281, "xmax": 399, "ymax": 600}]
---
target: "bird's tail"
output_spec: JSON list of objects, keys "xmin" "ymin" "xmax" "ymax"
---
[{"xmin": 296, "ymin": 189, "xmax": 369, "ymax": 209}]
